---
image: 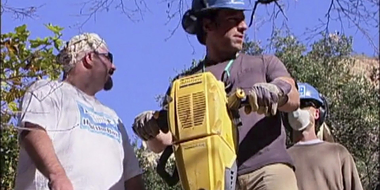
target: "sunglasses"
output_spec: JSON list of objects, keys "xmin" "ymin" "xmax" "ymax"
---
[
  {"xmin": 94, "ymin": 51, "xmax": 113, "ymax": 63},
  {"xmin": 300, "ymin": 101, "xmax": 317, "ymax": 109}
]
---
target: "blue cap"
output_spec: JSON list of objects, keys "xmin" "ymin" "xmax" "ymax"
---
[
  {"xmin": 297, "ymin": 82, "xmax": 323, "ymax": 105},
  {"xmin": 191, "ymin": 0, "xmax": 250, "ymax": 12}
]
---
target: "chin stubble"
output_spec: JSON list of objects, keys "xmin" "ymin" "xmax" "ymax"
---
[{"xmin": 103, "ymin": 77, "xmax": 113, "ymax": 91}]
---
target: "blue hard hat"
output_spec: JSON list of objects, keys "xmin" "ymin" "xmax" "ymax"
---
[
  {"xmin": 296, "ymin": 82, "xmax": 329, "ymax": 126},
  {"xmin": 191, "ymin": 0, "xmax": 250, "ymax": 12},
  {"xmin": 182, "ymin": 0, "xmax": 251, "ymax": 35},
  {"xmin": 297, "ymin": 82, "xmax": 323, "ymax": 105}
]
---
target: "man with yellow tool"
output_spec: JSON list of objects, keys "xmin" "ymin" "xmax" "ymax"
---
[
  {"xmin": 132, "ymin": 0, "xmax": 300, "ymax": 189},
  {"xmin": 285, "ymin": 82, "xmax": 363, "ymax": 190}
]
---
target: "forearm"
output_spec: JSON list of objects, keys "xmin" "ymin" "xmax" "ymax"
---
[
  {"xmin": 275, "ymin": 77, "xmax": 300, "ymax": 112},
  {"xmin": 124, "ymin": 174, "xmax": 145, "ymax": 190},
  {"xmin": 20, "ymin": 124, "xmax": 66, "ymax": 180},
  {"xmin": 146, "ymin": 130, "xmax": 173, "ymax": 153}
]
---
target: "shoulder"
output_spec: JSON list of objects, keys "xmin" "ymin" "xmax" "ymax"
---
[
  {"xmin": 323, "ymin": 142, "xmax": 351, "ymax": 155},
  {"xmin": 332, "ymin": 142, "xmax": 351, "ymax": 155},
  {"xmin": 238, "ymin": 53, "xmax": 284, "ymax": 68},
  {"xmin": 287, "ymin": 144, "xmax": 302, "ymax": 153},
  {"xmin": 239, "ymin": 53, "xmax": 282, "ymax": 63},
  {"xmin": 286, "ymin": 145, "xmax": 304, "ymax": 160},
  {"xmin": 287, "ymin": 146, "xmax": 295, "ymax": 153},
  {"xmin": 26, "ymin": 79, "xmax": 62, "ymax": 92},
  {"xmin": 25, "ymin": 79, "xmax": 64, "ymax": 101},
  {"xmin": 326, "ymin": 142, "xmax": 347, "ymax": 150},
  {"xmin": 328, "ymin": 143, "xmax": 356, "ymax": 164}
]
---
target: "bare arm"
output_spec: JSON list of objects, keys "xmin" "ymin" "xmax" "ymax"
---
[
  {"xmin": 124, "ymin": 174, "xmax": 145, "ymax": 190},
  {"xmin": 276, "ymin": 76, "xmax": 300, "ymax": 112},
  {"xmin": 20, "ymin": 124, "xmax": 67, "ymax": 181},
  {"xmin": 17, "ymin": 80, "xmax": 67, "ymax": 183},
  {"xmin": 146, "ymin": 130, "xmax": 173, "ymax": 153},
  {"xmin": 265, "ymin": 55, "xmax": 300, "ymax": 112}
]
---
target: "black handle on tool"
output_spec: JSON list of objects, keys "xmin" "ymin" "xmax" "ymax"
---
[
  {"xmin": 153, "ymin": 110, "xmax": 179, "ymax": 186},
  {"xmin": 156, "ymin": 146, "xmax": 180, "ymax": 186}
]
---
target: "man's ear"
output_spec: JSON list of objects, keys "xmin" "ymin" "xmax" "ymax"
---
[
  {"xmin": 314, "ymin": 108, "xmax": 320, "ymax": 120},
  {"xmin": 202, "ymin": 18, "xmax": 216, "ymax": 33},
  {"xmin": 83, "ymin": 53, "xmax": 93, "ymax": 69}
]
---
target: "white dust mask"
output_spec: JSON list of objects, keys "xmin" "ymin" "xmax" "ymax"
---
[{"xmin": 287, "ymin": 108, "xmax": 311, "ymax": 131}]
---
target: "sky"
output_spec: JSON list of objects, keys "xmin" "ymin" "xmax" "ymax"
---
[{"xmin": 2, "ymin": 0, "xmax": 378, "ymax": 142}]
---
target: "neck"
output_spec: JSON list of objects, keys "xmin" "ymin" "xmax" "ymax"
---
[
  {"xmin": 293, "ymin": 126, "xmax": 318, "ymax": 143},
  {"xmin": 64, "ymin": 74, "xmax": 99, "ymax": 96},
  {"xmin": 205, "ymin": 46, "xmax": 238, "ymax": 65}
]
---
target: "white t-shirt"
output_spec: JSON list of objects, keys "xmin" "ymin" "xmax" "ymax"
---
[{"xmin": 14, "ymin": 79, "xmax": 143, "ymax": 190}]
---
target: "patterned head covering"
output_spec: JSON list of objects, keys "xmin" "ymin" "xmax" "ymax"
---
[{"xmin": 56, "ymin": 33, "xmax": 108, "ymax": 74}]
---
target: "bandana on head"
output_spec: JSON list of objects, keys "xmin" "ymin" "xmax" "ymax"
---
[{"xmin": 56, "ymin": 33, "xmax": 108, "ymax": 74}]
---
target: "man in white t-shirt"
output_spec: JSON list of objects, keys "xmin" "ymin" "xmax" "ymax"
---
[{"xmin": 15, "ymin": 33, "xmax": 145, "ymax": 190}]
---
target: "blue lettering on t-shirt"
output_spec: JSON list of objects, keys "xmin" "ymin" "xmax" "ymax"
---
[{"xmin": 76, "ymin": 101, "xmax": 121, "ymax": 143}]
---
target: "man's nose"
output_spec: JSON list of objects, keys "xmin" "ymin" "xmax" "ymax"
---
[
  {"xmin": 110, "ymin": 64, "xmax": 116, "ymax": 74},
  {"xmin": 238, "ymin": 20, "xmax": 248, "ymax": 32}
]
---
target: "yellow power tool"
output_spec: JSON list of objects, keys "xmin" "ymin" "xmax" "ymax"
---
[{"xmin": 154, "ymin": 71, "xmax": 250, "ymax": 190}]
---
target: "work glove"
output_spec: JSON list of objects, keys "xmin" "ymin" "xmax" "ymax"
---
[
  {"xmin": 247, "ymin": 82, "xmax": 284, "ymax": 116},
  {"xmin": 132, "ymin": 110, "xmax": 161, "ymax": 141}
]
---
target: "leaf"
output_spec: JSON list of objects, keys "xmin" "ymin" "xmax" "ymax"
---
[
  {"xmin": 53, "ymin": 38, "xmax": 63, "ymax": 50},
  {"xmin": 45, "ymin": 23, "xmax": 63, "ymax": 36},
  {"xmin": 8, "ymin": 102, "xmax": 17, "ymax": 112},
  {"xmin": 14, "ymin": 24, "xmax": 27, "ymax": 34},
  {"xmin": 1, "ymin": 81, "xmax": 7, "ymax": 88}
]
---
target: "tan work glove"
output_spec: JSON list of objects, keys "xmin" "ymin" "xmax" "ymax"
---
[
  {"xmin": 247, "ymin": 83, "xmax": 286, "ymax": 116},
  {"xmin": 132, "ymin": 110, "xmax": 161, "ymax": 141}
]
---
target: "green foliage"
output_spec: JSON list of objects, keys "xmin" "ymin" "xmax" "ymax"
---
[
  {"xmin": 242, "ymin": 36, "xmax": 264, "ymax": 56},
  {"xmin": 0, "ymin": 24, "xmax": 64, "ymax": 189},
  {"xmin": 132, "ymin": 140, "xmax": 182, "ymax": 190}
]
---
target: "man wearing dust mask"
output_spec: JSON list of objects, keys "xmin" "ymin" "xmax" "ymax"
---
[{"xmin": 285, "ymin": 82, "xmax": 363, "ymax": 190}]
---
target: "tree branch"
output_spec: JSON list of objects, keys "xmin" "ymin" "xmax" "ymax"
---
[
  {"xmin": 0, "ymin": 0, "xmax": 45, "ymax": 20},
  {"xmin": 72, "ymin": 0, "xmax": 150, "ymax": 30}
]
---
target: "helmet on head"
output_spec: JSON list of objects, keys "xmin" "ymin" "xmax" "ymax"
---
[
  {"xmin": 181, "ymin": 0, "xmax": 250, "ymax": 37},
  {"xmin": 282, "ymin": 82, "xmax": 329, "ymax": 142},
  {"xmin": 297, "ymin": 82, "xmax": 328, "ymax": 125},
  {"xmin": 298, "ymin": 82, "xmax": 323, "ymax": 105}
]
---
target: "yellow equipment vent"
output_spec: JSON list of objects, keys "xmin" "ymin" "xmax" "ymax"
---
[{"xmin": 178, "ymin": 92, "xmax": 206, "ymax": 129}]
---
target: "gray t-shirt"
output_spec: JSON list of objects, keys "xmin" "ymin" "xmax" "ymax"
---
[{"xmin": 15, "ymin": 79, "xmax": 142, "ymax": 190}]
